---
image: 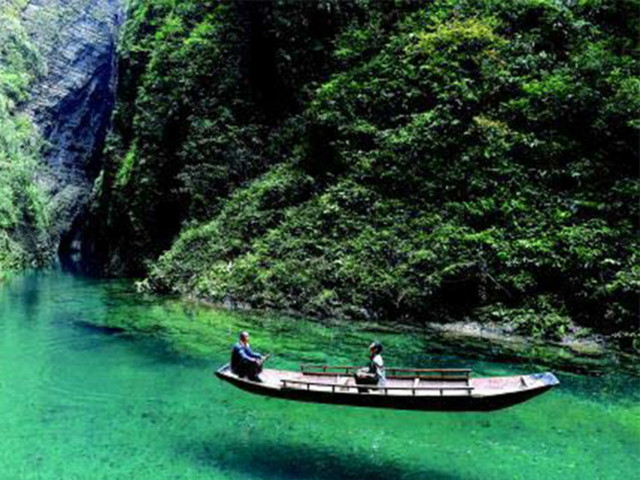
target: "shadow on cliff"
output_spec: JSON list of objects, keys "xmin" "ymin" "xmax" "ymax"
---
[{"xmin": 174, "ymin": 435, "xmax": 470, "ymax": 480}]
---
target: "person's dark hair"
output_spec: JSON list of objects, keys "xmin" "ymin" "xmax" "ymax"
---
[
  {"xmin": 369, "ymin": 341, "xmax": 383, "ymax": 355},
  {"xmin": 239, "ymin": 331, "xmax": 250, "ymax": 340}
]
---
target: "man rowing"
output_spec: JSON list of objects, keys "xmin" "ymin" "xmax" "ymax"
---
[{"xmin": 230, "ymin": 331, "xmax": 268, "ymax": 382}]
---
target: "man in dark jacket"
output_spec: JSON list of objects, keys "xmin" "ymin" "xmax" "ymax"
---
[{"xmin": 230, "ymin": 331, "xmax": 265, "ymax": 382}]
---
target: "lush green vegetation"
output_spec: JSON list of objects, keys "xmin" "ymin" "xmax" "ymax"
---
[
  {"xmin": 87, "ymin": 0, "xmax": 639, "ymax": 340},
  {"xmin": 0, "ymin": 0, "xmax": 50, "ymax": 278}
]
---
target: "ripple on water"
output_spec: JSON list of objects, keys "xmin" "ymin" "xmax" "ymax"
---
[
  {"xmin": 0, "ymin": 322, "xmax": 184, "ymax": 413},
  {"xmin": 0, "ymin": 270, "xmax": 639, "ymax": 480}
]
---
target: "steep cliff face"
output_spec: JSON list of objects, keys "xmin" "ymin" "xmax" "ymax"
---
[{"xmin": 20, "ymin": 0, "xmax": 122, "ymax": 264}]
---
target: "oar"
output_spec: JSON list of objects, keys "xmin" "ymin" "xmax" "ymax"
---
[{"xmin": 260, "ymin": 353, "xmax": 273, "ymax": 366}]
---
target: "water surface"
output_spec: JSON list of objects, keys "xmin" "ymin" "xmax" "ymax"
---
[{"xmin": 0, "ymin": 271, "xmax": 638, "ymax": 479}]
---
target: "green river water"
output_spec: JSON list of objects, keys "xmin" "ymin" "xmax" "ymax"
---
[{"xmin": 0, "ymin": 270, "xmax": 638, "ymax": 480}]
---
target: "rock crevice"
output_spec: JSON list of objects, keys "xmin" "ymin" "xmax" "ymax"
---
[{"xmin": 19, "ymin": 0, "xmax": 123, "ymax": 262}]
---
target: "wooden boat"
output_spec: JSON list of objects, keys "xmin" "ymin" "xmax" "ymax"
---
[{"xmin": 215, "ymin": 363, "xmax": 559, "ymax": 412}]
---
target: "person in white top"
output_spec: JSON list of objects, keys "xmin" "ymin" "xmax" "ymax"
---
[{"xmin": 354, "ymin": 341, "xmax": 386, "ymax": 392}]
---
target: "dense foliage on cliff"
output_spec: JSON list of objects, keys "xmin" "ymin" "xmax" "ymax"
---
[
  {"xmin": 87, "ymin": 0, "xmax": 639, "ymax": 339},
  {"xmin": 0, "ymin": 0, "xmax": 50, "ymax": 277}
]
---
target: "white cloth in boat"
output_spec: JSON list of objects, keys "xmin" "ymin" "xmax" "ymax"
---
[{"xmin": 371, "ymin": 354, "xmax": 386, "ymax": 385}]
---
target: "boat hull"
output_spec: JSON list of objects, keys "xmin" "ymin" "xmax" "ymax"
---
[{"xmin": 215, "ymin": 366, "xmax": 559, "ymax": 412}]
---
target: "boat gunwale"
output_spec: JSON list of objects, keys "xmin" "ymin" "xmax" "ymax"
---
[{"xmin": 280, "ymin": 378, "xmax": 474, "ymax": 393}]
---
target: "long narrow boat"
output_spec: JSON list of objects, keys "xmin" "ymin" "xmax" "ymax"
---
[{"xmin": 215, "ymin": 364, "xmax": 559, "ymax": 412}]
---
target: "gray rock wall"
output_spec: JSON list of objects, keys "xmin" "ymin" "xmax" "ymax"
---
[{"xmin": 20, "ymin": 0, "xmax": 123, "ymax": 256}]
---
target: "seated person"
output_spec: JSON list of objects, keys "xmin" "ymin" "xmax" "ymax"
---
[
  {"xmin": 231, "ymin": 331, "xmax": 265, "ymax": 382},
  {"xmin": 354, "ymin": 341, "xmax": 386, "ymax": 392}
]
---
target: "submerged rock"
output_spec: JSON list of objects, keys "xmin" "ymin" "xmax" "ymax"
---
[{"xmin": 424, "ymin": 320, "xmax": 640, "ymax": 376}]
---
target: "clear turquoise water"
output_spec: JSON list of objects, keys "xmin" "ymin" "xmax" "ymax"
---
[{"xmin": 0, "ymin": 270, "xmax": 638, "ymax": 480}]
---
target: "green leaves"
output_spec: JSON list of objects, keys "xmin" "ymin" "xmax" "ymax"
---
[
  {"xmin": 94, "ymin": 0, "xmax": 638, "ymax": 339},
  {"xmin": 0, "ymin": 2, "xmax": 50, "ymax": 275}
]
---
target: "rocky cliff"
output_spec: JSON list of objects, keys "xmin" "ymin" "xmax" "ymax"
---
[{"xmin": 20, "ymin": 0, "xmax": 122, "ymax": 263}]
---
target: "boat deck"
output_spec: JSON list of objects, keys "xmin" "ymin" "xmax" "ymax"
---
[
  {"xmin": 263, "ymin": 372, "xmax": 474, "ymax": 397},
  {"xmin": 255, "ymin": 365, "xmax": 534, "ymax": 398}
]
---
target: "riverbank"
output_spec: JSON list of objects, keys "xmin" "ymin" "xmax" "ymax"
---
[
  {"xmin": 81, "ymin": 0, "xmax": 637, "ymax": 344},
  {"xmin": 4, "ymin": 267, "xmax": 637, "ymax": 376},
  {"xmin": 424, "ymin": 320, "xmax": 639, "ymax": 376},
  {"xmin": 132, "ymin": 279, "xmax": 640, "ymax": 377}
]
